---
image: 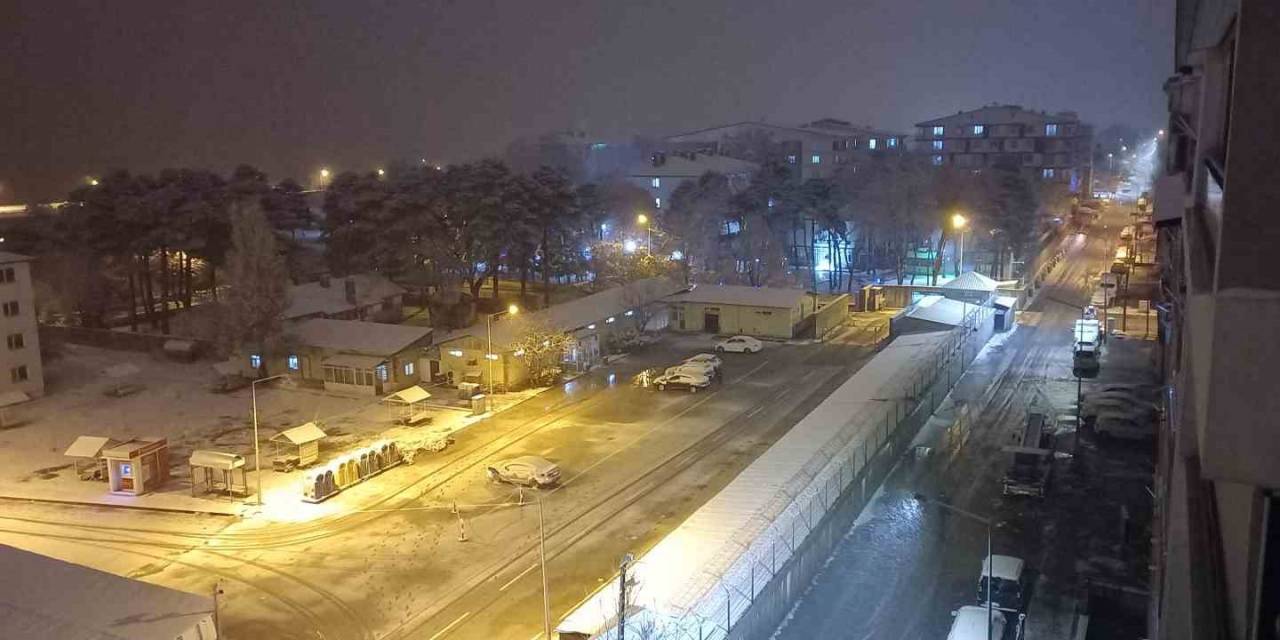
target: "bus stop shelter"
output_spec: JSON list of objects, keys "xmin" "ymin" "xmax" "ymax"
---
[
  {"xmin": 63, "ymin": 435, "xmax": 115, "ymax": 481},
  {"xmin": 189, "ymin": 449, "xmax": 247, "ymax": 497},
  {"xmin": 383, "ymin": 385, "xmax": 432, "ymax": 425},
  {"xmin": 271, "ymin": 422, "xmax": 327, "ymax": 472}
]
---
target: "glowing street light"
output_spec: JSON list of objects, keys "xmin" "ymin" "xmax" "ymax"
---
[
  {"xmin": 320, "ymin": 168, "xmax": 330, "ymax": 178},
  {"xmin": 88, "ymin": 178, "xmax": 100, "ymax": 186},
  {"xmin": 486, "ymin": 305, "xmax": 519, "ymax": 396},
  {"xmin": 636, "ymin": 213, "xmax": 652, "ymax": 254},
  {"xmin": 952, "ymin": 213, "xmax": 968, "ymax": 276},
  {"xmin": 377, "ymin": 168, "xmax": 386, "ymax": 177},
  {"xmin": 1158, "ymin": 129, "xmax": 1166, "ymax": 137}
]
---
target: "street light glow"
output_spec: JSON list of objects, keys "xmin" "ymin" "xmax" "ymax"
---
[
  {"xmin": 508, "ymin": 304, "xmax": 519, "ymax": 315},
  {"xmin": 636, "ymin": 213, "xmax": 649, "ymax": 225},
  {"xmin": 89, "ymin": 178, "xmax": 100, "ymax": 186},
  {"xmin": 951, "ymin": 213, "xmax": 967, "ymax": 230},
  {"xmin": 377, "ymin": 168, "xmax": 386, "ymax": 176},
  {"xmin": 623, "ymin": 239, "xmax": 638, "ymax": 253},
  {"xmin": 320, "ymin": 168, "xmax": 331, "ymax": 178}
]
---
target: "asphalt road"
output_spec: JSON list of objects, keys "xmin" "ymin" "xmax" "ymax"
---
[{"xmin": 772, "ymin": 208, "xmax": 1139, "ymax": 640}]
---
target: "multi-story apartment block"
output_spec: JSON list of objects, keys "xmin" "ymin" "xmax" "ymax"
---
[
  {"xmin": 625, "ymin": 151, "xmax": 756, "ymax": 213},
  {"xmin": 1151, "ymin": 2, "xmax": 1280, "ymax": 639},
  {"xmin": 663, "ymin": 119, "xmax": 907, "ymax": 182},
  {"xmin": 0, "ymin": 252, "xmax": 43, "ymax": 398},
  {"xmin": 912, "ymin": 104, "xmax": 1094, "ymax": 192}
]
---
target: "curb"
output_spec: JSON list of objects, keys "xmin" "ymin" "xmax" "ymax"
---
[{"xmin": 0, "ymin": 494, "xmax": 242, "ymax": 517}]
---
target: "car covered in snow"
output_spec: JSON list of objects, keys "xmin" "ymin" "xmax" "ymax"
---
[
  {"xmin": 487, "ymin": 456, "xmax": 561, "ymax": 487},
  {"xmin": 653, "ymin": 370, "xmax": 712, "ymax": 392},
  {"xmin": 714, "ymin": 335, "xmax": 763, "ymax": 353}
]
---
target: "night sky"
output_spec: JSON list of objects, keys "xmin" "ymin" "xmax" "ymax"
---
[{"xmin": 1, "ymin": 0, "xmax": 1174, "ymax": 202}]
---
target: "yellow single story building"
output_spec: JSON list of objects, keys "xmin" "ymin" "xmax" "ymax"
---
[{"xmin": 665, "ymin": 285, "xmax": 817, "ymax": 339}]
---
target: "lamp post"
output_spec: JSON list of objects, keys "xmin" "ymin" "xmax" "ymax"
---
[
  {"xmin": 486, "ymin": 304, "xmax": 519, "ymax": 396},
  {"xmin": 637, "ymin": 213, "xmax": 652, "ymax": 255},
  {"xmin": 537, "ymin": 494, "xmax": 552, "ymax": 640},
  {"xmin": 951, "ymin": 213, "xmax": 968, "ymax": 277},
  {"xmin": 251, "ymin": 373, "xmax": 291, "ymax": 506},
  {"xmin": 916, "ymin": 494, "xmax": 994, "ymax": 640}
]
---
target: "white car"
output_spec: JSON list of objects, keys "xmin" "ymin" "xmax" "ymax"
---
[
  {"xmin": 653, "ymin": 371, "xmax": 711, "ymax": 392},
  {"xmin": 486, "ymin": 456, "xmax": 561, "ymax": 487},
  {"xmin": 714, "ymin": 335, "xmax": 763, "ymax": 354},
  {"xmin": 684, "ymin": 353, "xmax": 723, "ymax": 370},
  {"xmin": 665, "ymin": 362, "xmax": 718, "ymax": 379},
  {"xmin": 947, "ymin": 605, "xmax": 1006, "ymax": 640}
]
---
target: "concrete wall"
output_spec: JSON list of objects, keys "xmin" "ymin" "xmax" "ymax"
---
[
  {"xmin": 814, "ymin": 294, "xmax": 851, "ymax": 339},
  {"xmin": 671, "ymin": 298, "xmax": 815, "ymax": 339}
]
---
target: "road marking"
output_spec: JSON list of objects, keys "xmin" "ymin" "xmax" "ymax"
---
[
  {"xmin": 426, "ymin": 612, "xmax": 470, "ymax": 640},
  {"xmin": 499, "ymin": 563, "xmax": 538, "ymax": 591},
  {"xmin": 729, "ymin": 359, "xmax": 770, "ymax": 385},
  {"xmin": 745, "ymin": 404, "xmax": 766, "ymax": 418}
]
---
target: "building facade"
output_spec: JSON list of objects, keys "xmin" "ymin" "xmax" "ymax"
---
[
  {"xmin": 913, "ymin": 105, "xmax": 1094, "ymax": 193},
  {"xmin": 1152, "ymin": 2, "xmax": 1280, "ymax": 639},
  {"xmin": 664, "ymin": 119, "xmax": 907, "ymax": 182},
  {"xmin": 0, "ymin": 252, "xmax": 43, "ymax": 398},
  {"xmin": 625, "ymin": 152, "xmax": 757, "ymax": 214},
  {"xmin": 665, "ymin": 285, "xmax": 816, "ymax": 338}
]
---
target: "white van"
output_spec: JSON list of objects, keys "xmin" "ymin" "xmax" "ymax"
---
[
  {"xmin": 978, "ymin": 555, "xmax": 1029, "ymax": 611},
  {"xmin": 948, "ymin": 605, "xmax": 1007, "ymax": 640}
]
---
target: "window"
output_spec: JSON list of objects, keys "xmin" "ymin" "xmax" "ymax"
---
[
  {"xmin": 10, "ymin": 365, "xmax": 27, "ymax": 383},
  {"xmin": 932, "ymin": 126, "xmax": 944, "ymax": 136},
  {"xmin": 249, "ymin": 354, "xmax": 262, "ymax": 369},
  {"xmin": 1042, "ymin": 168, "xmax": 1056, "ymax": 178},
  {"xmin": 288, "ymin": 355, "xmax": 299, "ymax": 371},
  {"xmin": 654, "ymin": 197, "xmax": 661, "ymax": 209},
  {"xmin": 1, "ymin": 301, "xmax": 18, "ymax": 317},
  {"xmin": 6, "ymin": 333, "xmax": 22, "ymax": 350},
  {"xmin": 786, "ymin": 154, "xmax": 797, "ymax": 164},
  {"xmin": 0, "ymin": 268, "xmax": 13, "ymax": 283},
  {"xmin": 810, "ymin": 154, "xmax": 821, "ymax": 164},
  {"xmin": 722, "ymin": 219, "xmax": 741, "ymax": 235},
  {"xmin": 887, "ymin": 137, "xmax": 898, "ymax": 148},
  {"xmin": 403, "ymin": 361, "xmax": 415, "ymax": 377},
  {"xmin": 932, "ymin": 140, "xmax": 944, "ymax": 151},
  {"xmin": 932, "ymin": 155, "xmax": 944, "ymax": 166},
  {"xmin": 1045, "ymin": 124, "xmax": 1059, "ymax": 136},
  {"xmin": 376, "ymin": 364, "xmax": 389, "ymax": 382},
  {"xmin": 868, "ymin": 138, "xmax": 878, "ymax": 150},
  {"xmin": 650, "ymin": 177, "xmax": 660, "ymax": 188}
]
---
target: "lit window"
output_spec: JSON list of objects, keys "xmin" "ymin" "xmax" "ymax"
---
[
  {"xmin": 932, "ymin": 126, "xmax": 944, "ymax": 136},
  {"xmin": 972, "ymin": 125, "xmax": 985, "ymax": 135},
  {"xmin": 786, "ymin": 154, "xmax": 797, "ymax": 164},
  {"xmin": 588, "ymin": 323, "xmax": 597, "ymax": 330},
  {"xmin": 625, "ymin": 310, "xmax": 634, "ymax": 317},
  {"xmin": 1045, "ymin": 124, "xmax": 1059, "ymax": 136},
  {"xmin": 606, "ymin": 316, "xmax": 615, "ymax": 323},
  {"xmin": 654, "ymin": 197, "xmax": 661, "ymax": 209},
  {"xmin": 404, "ymin": 361, "xmax": 415, "ymax": 376},
  {"xmin": 287, "ymin": 355, "xmax": 299, "ymax": 370},
  {"xmin": 651, "ymin": 177, "xmax": 660, "ymax": 188},
  {"xmin": 1042, "ymin": 168, "xmax": 1056, "ymax": 178},
  {"xmin": 766, "ymin": 198, "xmax": 774, "ymax": 209},
  {"xmin": 868, "ymin": 138, "xmax": 878, "ymax": 150},
  {"xmin": 249, "ymin": 354, "xmax": 262, "ymax": 369},
  {"xmin": 810, "ymin": 154, "xmax": 821, "ymax": 164},
  {"xmin": 932, "ymin": 140, "xmax": 943, "ymax": 151},
  {"xmin": 887, "ymin": 137, "xmax": 898, "ymax": 148},
  {"xmin": 376, "ymin": 364, "xmax": 389, "ymax": 381},
  {"xmin": 932, "ymin": 155, "xmax": 944, "ymax": 166},
  {"xmin": 723, "ymin": 219, "xmax": 742, "ymax": 235}
]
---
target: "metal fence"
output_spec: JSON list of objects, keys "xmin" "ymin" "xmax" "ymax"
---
[{"xmin": 604, "ymin": 306, "xmax": 995, "ymax": 640}]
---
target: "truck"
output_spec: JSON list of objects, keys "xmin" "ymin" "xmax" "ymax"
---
[
  {"xmin": 1002, "ymin": 412, "xmax": 1053, "ymax": 497},
  {"xmin": 1072, "ymin": 319, "xmax": 1102, "ymax": 370}
]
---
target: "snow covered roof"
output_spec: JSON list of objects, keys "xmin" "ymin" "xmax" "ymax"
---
[
  {"xmin": 993, "ymin": 296, "xmax": 1019, "ymax": 310},
  {"xmin": 0, "ymin": 544, "xmax": 215, "ymax": 640},
  {"xmin": 437, "ymin": 278, "xmax": 685, "ymax": 350},
  {"xmin": 384, "ymin": 386, "xmax": 431, "ymax": 404},
  {"xmin": 271, "ymin": 422, "xmax": 326, "ymax": 445},
  {"xmin": 0, "ymin": 251, "xmax": 33, "ymax": 264},
  {"xmin": 628, "ymin": 154, "xmax": 758, "ymax": 178},
  {"xmin": 983, "ymin": 554, "xmax": 1025, "ymax": 581},
  {"xmin": 559, "ymin": 331, "xmax": 952, "ymax": 636},
  {"xmin": 942, "ymin": 271, "xmax": 1000, "ymax": 292},
  {"xmin": 665, "ymin": 284, "xmax": 808, "ymax": 309},
  {"xmin": 292, "ymin": 318, "xmax": 432, "ymax": 356},
  {"xmin": 285, "ymin": 273, "xmax": 406, "ymax": 320},
  {"xmin": 903, "ymin": 295, "xmax": 969, "ymax": 327},
  {"xmin": 189, "ymin": 449, "xmax": 245, "ymax": 470},
  {"xmin": 951, "ymin": 605, "xmax": 1006, "ymax": 638},
  {"xmin": 63, "ymin": 436, "xmax": 111, "ymax": 459}
]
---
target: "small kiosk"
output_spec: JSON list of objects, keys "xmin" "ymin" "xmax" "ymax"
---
[
  {"xmin": 383, "ymin": 385, "xmax": 433, "ymax": 425},
  {"xmin": 189, "ymin": 449, "xmax": 247, "ymax": 497},
  {"xmin": 270, "ymin": 422, "xmax": 327, "ymax": 472},
  {"xmin": 102, "ymin": 438, "xmax": 170, "ymax": 496}
]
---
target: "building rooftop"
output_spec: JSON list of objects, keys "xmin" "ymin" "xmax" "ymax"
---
[
  {"xmin": 942, "ymin": 271, "xmax": 1000, "ymax": 292},
  {"xmin": 291, "ymin": 318, "xmax": 432, "ymax": 356},
  {"xmin": 284, "ymin": 273, "xmax": 406, "ymax": 320},
  {"xmin": 665, "ymin": 284, "xmax": 809, "ymax": 309},
  {"xmin": 0, "ymin": 544, "xmax": 215, "ymax": 640},
  {"xmin": 902, "ymin": 294, "xmax": 970, "ymax": 326},
  {"xmin": 666, "ymin": 120, "xmax": 906, "ymax": 143},
  {"xmin": 628, "ymin": 153, "xmax": 758, "ymax": 178},
  {"xmin": 915, "ymin": 104, "xmax": 1082, "ymax": 128},
  {"xmin": 0, "ymin": 251, "xmax": 33, "ymax": 264}
]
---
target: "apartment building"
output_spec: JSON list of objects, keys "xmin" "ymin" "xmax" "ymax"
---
[
  {"xmin": 913, "ymin": 104, "xmax": 1093, "ymax": 192},
  {"xmin": 1152, "ymin": 1, "xmax": 1280, "ymax": 639},
  {"xmin": 625, "ymin": 152, "xmax": 756, "ymax": 213},
  {"xmin": 663, "ymin": 119, "xmax": 907, "ymax": 181},
  {"xmin": 0, "ymin": 252, "xmax": 43, "ymax": 398}
]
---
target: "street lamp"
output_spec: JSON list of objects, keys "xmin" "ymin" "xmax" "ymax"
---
[
  {"xmin": 251, "ymin": 373, "xmax": 291, "ymax": 506},
  {"xmin": 951, "ymin": 213, "xmax": 968, "ymax": 277},
  {"xmin": 486, "ymin": 304, "xmax": 519, "ymax": 396},
  {"xmin": 637, "ymin": 213, "xmax": 652, "ymax": 254},
  {"xmin": 915, "ymin": 494, "xmax": 995, "ymax": 640}
]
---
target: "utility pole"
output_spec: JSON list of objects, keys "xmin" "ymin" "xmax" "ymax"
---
[
  {"xmin": 618, "ymin": 553, "xmax": 634, "ymax": 640},
  {"xmin": 538, "ymin": 495, "xmax": 552, "ymax": 640}
]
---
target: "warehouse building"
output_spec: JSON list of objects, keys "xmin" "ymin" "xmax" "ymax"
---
[{"xmin": 665, "ymin": 285, "xmax": 816, "ymax": 339}]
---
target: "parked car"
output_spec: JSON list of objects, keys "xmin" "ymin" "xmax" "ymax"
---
[
  {"xmin": 665, "ymin": 362, "xmax": 718, "ymax": 380},
  {"xmin": 653, "ymin": 371, "xmax": 712, "ymax": 392},
  {"xmin": 1094, "ymin": 411, "xmax": 1155, "ymax": 441},
  {"xmin": 486, "ymin": 456, "xmax": 561, "ymax": 487},
  {"xmin": 1081, "ymin": 397, "xmax": 1158, "ymax": 421},
  {"xmin": 714, "ymin": 335, "xmax": 763, "ymax": 353},
  {"xmin": 684, "ymin": 353, "xmax": 723, "ymax": 371},
  {"xmin": 978, "ymin": 555, "xmax": 1029, "ymax": 612},
  {"xmin": 947, "ymin": 605, "xmax": 1007, "ymax": 640}
]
